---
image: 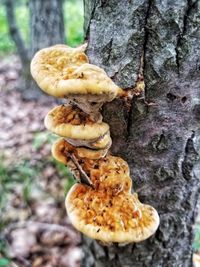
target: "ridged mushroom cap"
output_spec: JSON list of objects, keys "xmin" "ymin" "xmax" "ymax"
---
[
  {"xmin": 52, "ymin": 138, "xmax": 109, "ymax": 161},
  {"xmin": 52, "ymin": 139, "xmax": 131, "ymax": 191},
  {"xmin": 44, "ymin": 105, "xmax": 109, "ymax": 140},
  {"xmin": 66, "ymin": 184, "xmax": 160, "ymax": 244},
  {"xmin": 31, "ymin": 44, "xmax": 122, "ymax": 100}
]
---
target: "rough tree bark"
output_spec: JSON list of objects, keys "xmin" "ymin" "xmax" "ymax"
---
[
  {"xmin": 5, "ymin": 0, "xmax": 65, "ymax": 100},
  {"xmin": 82, "ymin": 1, "xmax": 200, "ymax": 266}
]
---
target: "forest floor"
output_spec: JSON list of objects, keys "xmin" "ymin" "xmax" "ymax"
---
[{"xmin": 0, "ymin": 55, "xmax": 81, "ymax": 267}]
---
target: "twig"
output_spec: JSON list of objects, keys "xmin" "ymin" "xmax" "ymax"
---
[
  {"xmin": 13, "ymin": 256, "xmax": 31, "ymax": 267},
  {"xmin": 66, "ymin": 152, "xmax": 94, "ymax": 188}
]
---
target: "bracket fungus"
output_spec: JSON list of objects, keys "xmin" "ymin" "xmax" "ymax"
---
[
  {"xmin": 66, "ymin": 184, "xmax": 159, "ymax": 243},
  {"xmin": 31, "ymin": 44, "xmax": 123, "ymax": 117},
  {"xmin": 44, "ymin": 104, "xmax": 109, "ymax": 141},
  {"xmin": 31, "ymin": 44, "xmax": 159, "ymax": 244}
]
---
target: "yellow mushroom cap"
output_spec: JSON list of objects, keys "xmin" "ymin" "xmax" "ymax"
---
[
  {"xmin": 89, "ymin": 155, "xmax": 131, "ymax": 193},
  {"xmin": 44, "ymin": 105, "xmax": 109, "ymax": 140},
  {"xmin": 66, "ymin": 184, "xmax": 160, "ymax": 244},
  {"xmin": 91, "ymin": 131, "xmax": 112, "ymax": 149},
  {"xmin": 52, "ymin": 138, "xmax": 109, "ymax": 162},
  {"xmin": 52, "ymin": 139, "xmax": 131, "ymax": 191},
  {"xmin": 30, "ymin": 44, "xmax": 122, "ymax": 100}
]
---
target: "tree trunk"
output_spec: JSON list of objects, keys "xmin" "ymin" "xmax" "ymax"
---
[
  {"xmin": 5, "ymin": 0, "xmax": 31, "ymax": 97},
  {"xmin": 29, "ymin": 0, "xmax": 65, "ymax": 56},
  {"xmin": 5, "ymin": 0, "xmax": 29, "ymax": 66},
  {"xmin": 5, "ymin": 0, "xmax": 65, "ymax": 100},
  {"xmin": 23, "ymin": 0, "xmax": 65, "ymax": 100},
  {"xmin": 81, "ymin": 1, "xmax": 200, "ymax": 266}
]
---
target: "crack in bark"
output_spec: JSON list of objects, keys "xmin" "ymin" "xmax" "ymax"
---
[
  {"xmin": 102, "ymin": 245, "xmax": 109, "ymax": 259},
  {"xmin": 99, "ymin": 0, "xmax": 108, "ymax": 8},
  {"xmin": 126, "ymin": 97, "xmax": 134, "ymax": 137},
  {"xmin": 175, "ymin": 40, "xmax": 181, "ymax": 75},
  {"xmin": 181, "ymin": 131, "xmax": 199, "ymax": 180},
  {"xmin": 111, "ymin": 71, "xmax": 119, "ymax": 81},
  {"xmin": 143, "ymin": 0, "xmax": 152, "ymax": 101},
  {"xmin": 182, "ymin": 0, "xmax": 198, "ymax": 36},
  {"xmin": 114, "ymin": 252, "xmax": 119, "ymax": 266},
  {"xmin": 175, "ymin": 0, "xmax": 198, "ymax": 75},
  {"xmin": 84, "ymin": 0, "xmax": 98, "ymax": 40},
  {"xmin": 126, "ymin": 0, "xmax": 152, "ymax": 136},
  {"xmin": 155, "ymin": 132, "xmax": 165, "ymax": 151},
  {"xmin": 104, "ymin": 38, "xmax": 113, "ymax": 63}
]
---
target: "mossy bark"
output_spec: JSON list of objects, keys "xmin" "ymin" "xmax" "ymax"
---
[{"xmin": 82, "ymin": 1, "xmax": 200, "ymax": 266}]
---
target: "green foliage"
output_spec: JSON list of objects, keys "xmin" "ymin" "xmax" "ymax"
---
[
  {"xmin": 65, "ymin": 0, "xmax": 84, "ymax": 47},
  {"xmin": 0, "ymin": 258, "xmax": 10, "ymax": 267},
  {"xmin": 0, "ymin": 239, "xmax": 10, "ymax": 267},
  {"xmin": 33, "ymin": 131, "xmax": 76, "ymax": 195},
  {"xmin": 33, "ymin": 131, "xmax": 57, "ymax": 150},
  {"xmin": 0, "ymin": 157, "xmax": 39, "ymax": 209},
  {"xmin": 193, "ymin": 223, "xmax": 200, "ymax": 252},
  {"xmin": 52, "ymin": 159, "xmax": 75, "ymax": 195},
  {"xmin": 0, "ymin": 129, "xmax": 76, "ymax": 229},
  {"xmin": 0, "ymin": 1, "xmax": 29, "ymax": 55},
  {"xmin": 0, "ymin": 7, "xmax": 14, "ymax": 54},
  {"xmin": 0, "ymin": 0, "xmax": 84, "ymax": 55}
]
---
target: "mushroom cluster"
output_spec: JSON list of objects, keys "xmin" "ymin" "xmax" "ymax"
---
[{"xmin": 31, "ymin": 44, "xmax": 159, "ymax": 244}]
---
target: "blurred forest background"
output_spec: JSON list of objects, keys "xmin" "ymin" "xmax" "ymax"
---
[
  {"xmin": 0, "ymin": 0, "xmax": 200, "ymax": 267},
  {"xmin": 0, "ymin": 0, "xmax": 83, "ymax": 266}
]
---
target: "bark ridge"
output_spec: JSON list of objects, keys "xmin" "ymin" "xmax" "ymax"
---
[{"xmin": 82, "ymin": 0, "xmax": 200, "ymax": 266}]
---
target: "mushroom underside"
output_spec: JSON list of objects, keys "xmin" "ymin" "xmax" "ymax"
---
[{"xmin": 67, "ymin": 94, "xmax": 112, "ymax": 119}]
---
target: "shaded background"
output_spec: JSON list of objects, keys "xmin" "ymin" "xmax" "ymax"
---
[
  {"xmin": 0, "ymin": 0, "xmax": 200, "ymax": 267},
  {"xmin": 0, "ymin": 1, "xmax": 84, "ymax": 266}
]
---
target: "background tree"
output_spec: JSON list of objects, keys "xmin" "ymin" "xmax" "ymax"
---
[
  {"xmin": 5, "ymin": 0, "xmax": 65, "ymax": 99},
  {"xmin": 82, "ymin": 1, "xmax": 200, "ymax": 266}
]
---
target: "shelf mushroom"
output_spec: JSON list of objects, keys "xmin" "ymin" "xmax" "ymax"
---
[
  {"xmin": 66, "ymin": 131, "xmax": 112, "ymax": 150},
  {"xmin": 66, "ymin": 184, "xmax": 159, "ymax": 244},
  {"xmin": 31, "ymin": 43, "xmax": 160, "ymax": 245},
  {"xmin": 52, "ymin": 138, "xmax": 109, "ymax": 162},
  {"xmin": 30, "ymin": 44, "xmax": 123, "ymax": 116},
  {"xmin": 52, "ymin": 138, "xmax": 132, "ymax": 191},
  {"xmin": 45, "ymin": 104, "xmax": 111, "ymax": 150}
]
